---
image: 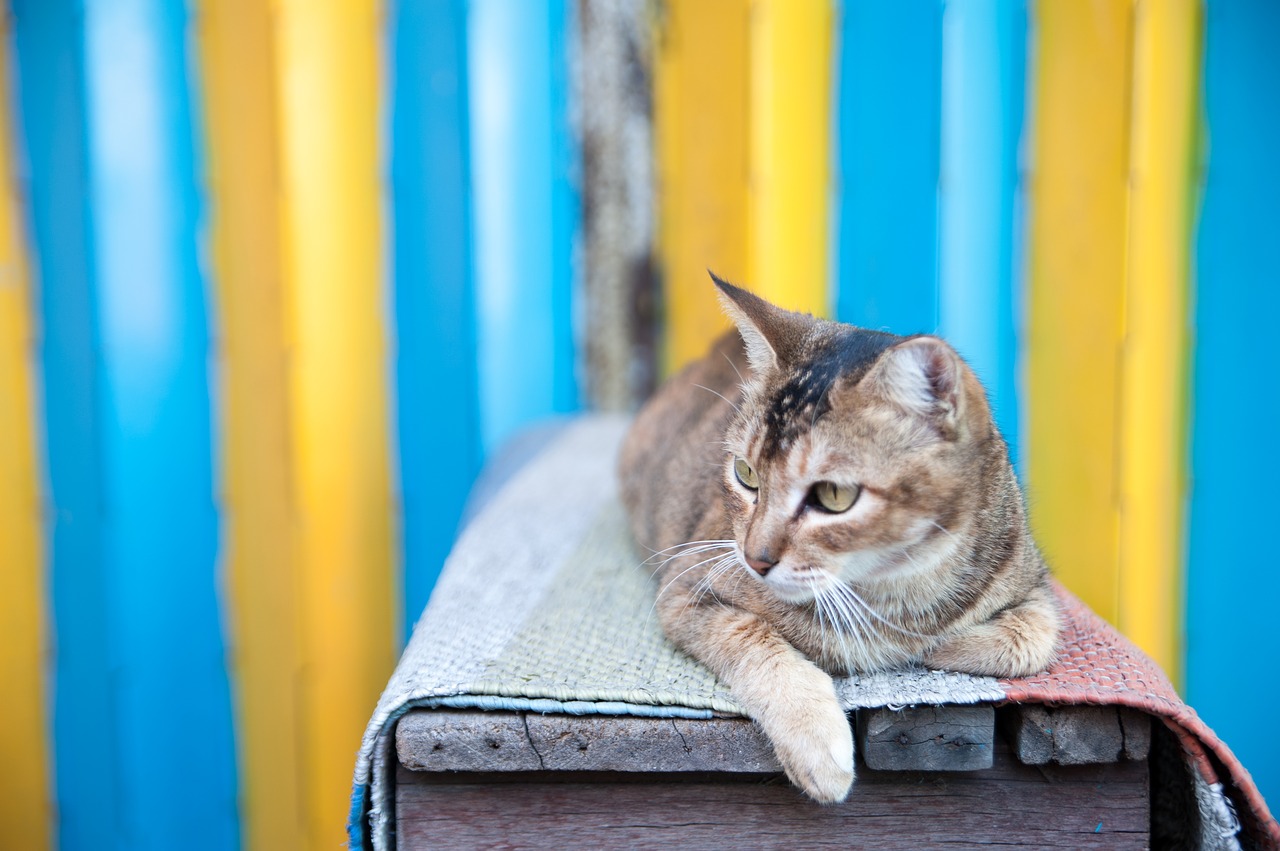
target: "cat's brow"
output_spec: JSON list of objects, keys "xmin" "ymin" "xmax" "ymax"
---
[{"xmin": 758, "ymin": 330, "xmax": 899, "ymax": 459}]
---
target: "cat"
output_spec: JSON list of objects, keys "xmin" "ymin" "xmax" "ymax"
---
[{"xmin": 618, "ymin": 275, "xmax": 1061, "ymax": 803}]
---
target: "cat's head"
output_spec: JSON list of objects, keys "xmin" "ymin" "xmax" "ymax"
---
[{"xmin": 713, "ymin": 274, "xmax": 1001, "ymax": 603}]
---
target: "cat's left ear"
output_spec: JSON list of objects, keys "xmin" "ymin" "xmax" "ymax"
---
[
  {"xmin": 711, "ymin": 271, "xmax": 811, "ymax": 374},
  {"xmin": 868, "ymin": 336, "xmax": 965, "ymax": 439}
]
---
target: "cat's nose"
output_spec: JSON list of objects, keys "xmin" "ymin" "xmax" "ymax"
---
[{"xmin": 745, "ymin": 552, "xmax": 778, "ymax": 576}]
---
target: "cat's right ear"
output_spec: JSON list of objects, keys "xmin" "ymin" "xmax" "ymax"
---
[
  {"xmin": 711, "ymin": 272, "xmax": 808, "ymax": 374},
  {"xmin": 867, "ymin": 336, "xmax": 965, "ymax": 440}
]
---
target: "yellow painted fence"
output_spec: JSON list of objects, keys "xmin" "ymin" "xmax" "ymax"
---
[
  {"xmin": 0, "ymin": 14, "xmax": 49, "ymax": 849},
  {"xmin": 1027, "ymin": 0, "xmax": 1199, "ymax": 682},
  {"xmin": 657, "ymin": 0, "xmax": 832, "ymax": 374},
  {"xmin": 200, "ymin": 0, "xmax": 396, "ymax": 847}
]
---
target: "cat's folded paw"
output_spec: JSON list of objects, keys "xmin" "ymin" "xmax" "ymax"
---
[
  {"xmin": 770, "ymin": 699, "xmax": 855, "ymax": 804},
  {"xmin": 924, "ymin": 587, "xmax": 1061, "ymax": 678}
]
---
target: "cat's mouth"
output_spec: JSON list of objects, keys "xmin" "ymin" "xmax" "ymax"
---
[{"xmin": 754, "ymin": 564, "xmax": 834, "ymax": 604}]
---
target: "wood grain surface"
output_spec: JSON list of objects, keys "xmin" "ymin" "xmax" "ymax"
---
[
  {"xmin": 856, "ymin": 705, "xmax": 994, "ymax": 771},
  {"xmin": 1002, "ymin": 705, "xmax": 1152, "ymax": 766},
  {"xmin": 395, "ymin": 747, "xmax": 1148, "ymax": 849},
  {"xmin": 397, "ymin": 709, "xmax": 780, "ymax": 773}
]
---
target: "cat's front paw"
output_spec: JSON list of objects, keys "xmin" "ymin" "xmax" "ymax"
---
[{"xmin": 768, "ymin": 697, "xmax": 855, "ymax": 804}]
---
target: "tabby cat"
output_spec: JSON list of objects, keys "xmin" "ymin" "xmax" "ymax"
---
[{"xmin": 618, "ymin": 276, "xmax": 1060, "ymax": 803}]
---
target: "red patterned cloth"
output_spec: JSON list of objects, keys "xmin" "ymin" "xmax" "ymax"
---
[{"xmin": 1000, "ymin": 583, "xmax": 1279, "ymax": 849}]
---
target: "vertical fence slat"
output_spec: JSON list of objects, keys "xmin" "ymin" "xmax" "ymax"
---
[
  {"xmin": 16, "ymin": 0, "xmax": 240, "ymax": 847},
  {"xmin": 655, "ymin": 0, "xmax": 750, "ymax": 373},
  {"xmin": 749, "ymin": 0, "xmax": 832, "ymax": 316},
  {"xmin": 1117, "ymin": 0, "xmax": 1200, "ymax": 683},
  {"xmin": 835, "ymin": 0, "xmax": 942, "ymax": 334},
  {"xmin": 1025, "ymin": 0, "xmax": 1132, "ymax": 625},
  {"xmin": 273, "ymin": 1, "xmax": 397, "ymax": 846},
  {"xmin": 1189, "ymin": 0, "xmax": 1280, "ymax": 807},
  {"xmin": 0, "ymin": 11, "xmax": 50, "ymax": 849},
  {"xmin": 12, "ymin": 3, "xmax": 115, "ymax": 843},
  {"xmin": 550, "ymin": 0, "xmax": 579, "ymax": 415},
  {"xmin": 390, "ymin": 0, "xmax": 482, "ymax": 635},
  {"xmin": 469, "ymin": 0, "xmax": 579, "ymax": 453},
  {"xmin": 938, "ymin": 0, "xmax": 1026, "ymax": 452},
  {"xmin": 579, "ymin": 0, "xmax": 657, "ymax": 409},
  {"xmin": 197, "ymin": 0, "xmax": 303, "ymax": 847},
  {"xmin": 84, "ymin": 2, "xmax": 239, "ymax": 845}
]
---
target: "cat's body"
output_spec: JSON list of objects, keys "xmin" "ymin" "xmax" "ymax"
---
[{"xmin": 619, "ymin": 278, "xmax": 1060, "ymax": 803}]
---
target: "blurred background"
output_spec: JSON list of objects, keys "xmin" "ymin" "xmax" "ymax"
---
[{"xmin": 0, "ymin": 0, "xmax": 1275, "ymax": 848}]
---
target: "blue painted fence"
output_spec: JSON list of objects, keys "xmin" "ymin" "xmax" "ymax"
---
[
  {"xmin": 1187, "ymin": 0, "xmax": 1280, "ymax": 811},
  {"xmin": 13, "ymin": 1, "xmax": 238, "ymax": 848},
  {"xmin": 390, "ymin": 0, "xmax": 482, "ymax": 639}
]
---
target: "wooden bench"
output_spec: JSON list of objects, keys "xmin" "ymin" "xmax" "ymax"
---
[
  {"xmin": 390, "ymin": 703, "xmax": 1153, "ymax": 849},
  {"xmin": 351, "ymin": 419, "xmax": 1231, "ymax": 847}
]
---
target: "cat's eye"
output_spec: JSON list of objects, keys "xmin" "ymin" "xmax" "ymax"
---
[
  {"xmin": 733, "ymin": 457, "xmax": 760, "ymax": 490},
  {"xmin": 811, "ymin": 481, "xmax": 859, "ymax": 513}
]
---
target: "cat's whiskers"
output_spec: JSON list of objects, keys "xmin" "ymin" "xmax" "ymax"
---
[
  {"xmin": 829, "ymin": 584, "xmax": 884, "ymax": 649},
  {"xmin": 721, "ymin": 350, "xmax": 748, "ymax": 388},
  {"xmin": 830, "ymin": 595, "xmax": 862, "ymax": 673},
  {"xmin": 811, "ymin": 588, "xmax": 833, "ymax": 666},
  {"xmin": 648, "ymin": 543, "xmax": 731, "ymax": 566},
  {"xmin": 644, "ymin": 545, "xmax": 738, "ymax": 632},
  {"xmin": 688, "ymin": 554, "xmax": 740, "ymax": 610},
  {"xmin": 640, "ymin": 538, "xmax": 737, "ymax": 565},
  {"xmin": 647, "ymin": 549, "xmax": 733, "ymax": 580},
  {"xmin": 928, "ymin": 519, "xmax": 961, "ymax": 543},
  {"xmin": 643, "ymin": 540, "xmax": 738, "ymax": 576},
  {"xmin": 728, "ymin": 555, "xmax": 751, "ymax": 595},
  {"xmin": 693, "ymin": 383, "xmax": 744, "ymax": 417},
  {"xmin": 834, "ymin": 586, "xmax": 878, "ymax": 665},
  {"xmin": 834, "ymin": 582, "xmax": 931, "ymax": 640},
  {"xmin": 651, "ymin": 547, "xmax": 736, "ymax": 600},
  {"xmin": 814, "ymin": 588, "xmax": 855, "ymax": 665},
  {"xmin": 896, "ymin": 547, "xmax": 928, "ymax": 572},
  {"xmin": 812, "ymin": 585, "xmax": 855, "ymax": 672}
]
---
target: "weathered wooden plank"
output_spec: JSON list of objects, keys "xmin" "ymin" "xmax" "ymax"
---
[
  {"xmin": 856, "ymin": 705, "xmax": 994, "ymax": 771},
  {"xmin": 1003, "ymin": 705, "xmax": 1152, "ymax": 766},
  {"xmin": 396, "ymin": 709, "xmax": 780, "ymax": 773},
  {"xmin": 397, "ymin": 710, "xmax": 544, "ymax": 772},
  {"xmin": 579, "ymin": 0, "xmax": 656, "ymax": 410},
  {"xmin": 399, "ymin": 705, "xmax": 1151, "ymax": 776},
  {"xmin": 394, "ymin": 746, "xmax": 1149, "ymax": 849},
  {"xmin": 1118, "ymin": 708, "xmax": 1153, "ymax": 761}
]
